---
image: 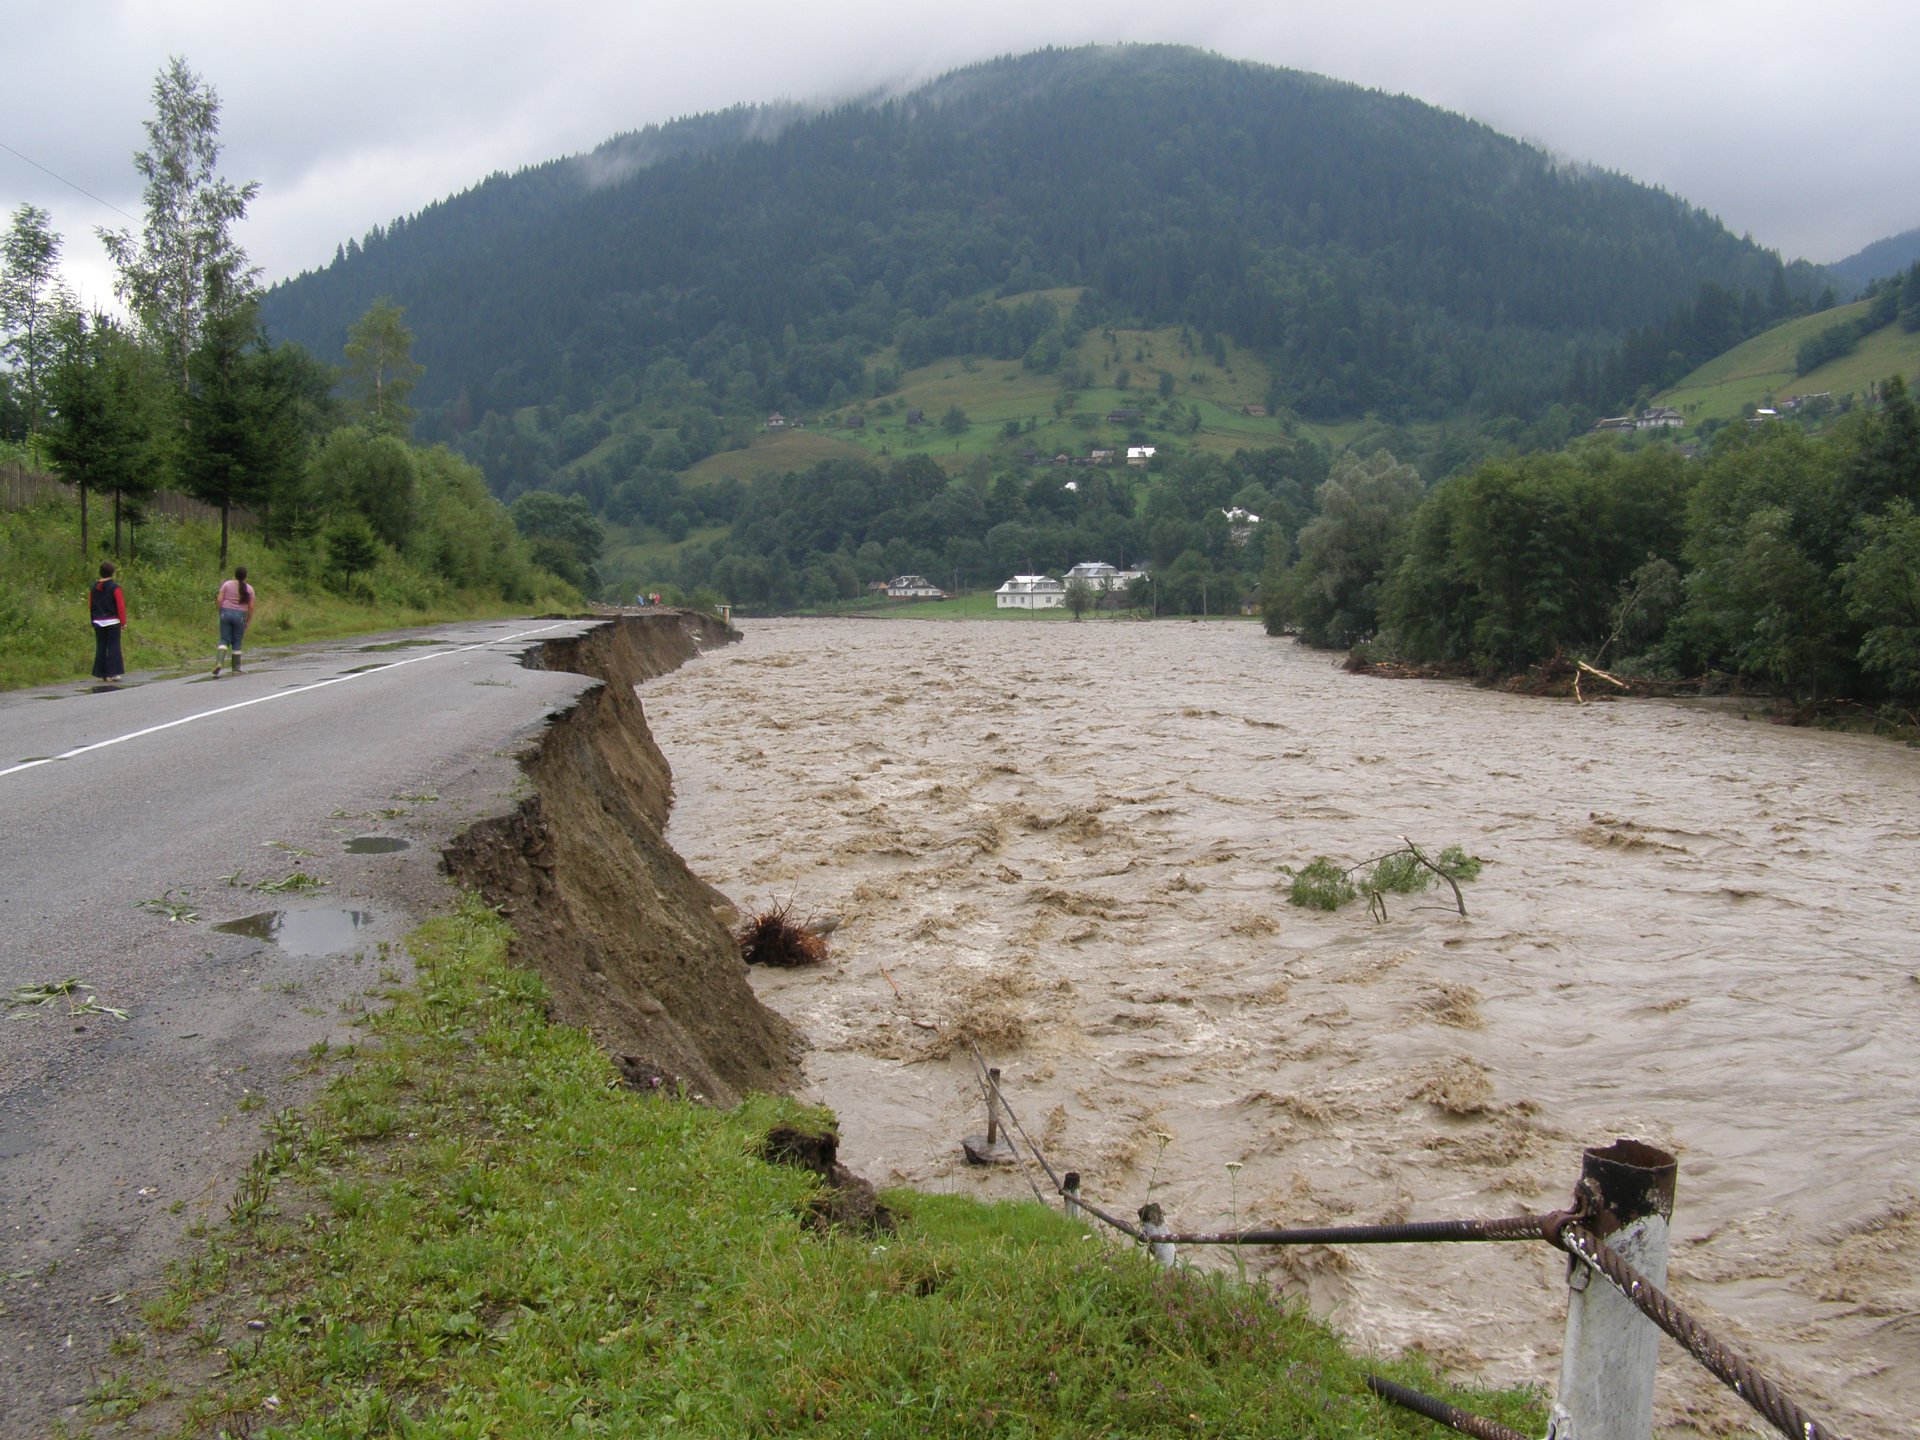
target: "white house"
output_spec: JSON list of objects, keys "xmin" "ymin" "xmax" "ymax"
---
[
  {"xmin": 1063, "ymin": 561, "xmax": 1121, "ymax": 589},
  {"xmin": 886, "ymin": 575, "xmax": 947, "ymax": 599},
  {"xmin": 995, "ymin": 574, "xmax": 1067, "ymax": 609},
  {"xmin": 1062, "ymin": 561, "xmax": 1147, "ymax": 593},
  {"xmin": 1127, "ymin": 445, "xmax": 1157, "ymax": 466}
]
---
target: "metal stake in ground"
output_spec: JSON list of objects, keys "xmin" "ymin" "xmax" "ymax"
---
[
  {"xmin": 1550, "ymin": 1138, "xmax": 1676, "ymax": 1440},
  {"xmin": 962, "ymin": 1065, "xmax": 1016, "ymax": 1165}
]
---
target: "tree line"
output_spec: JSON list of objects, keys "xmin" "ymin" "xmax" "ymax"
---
[
  {"xmin": 659, "ymin": 440, "xmax": 1331, "ymax": 616},
  {"xmin": 0, "ymin": 58, "xmax": 573, "ymax": 608},
  {"xmin": 1264, "ymin": 378, "xmax": 1920, "ymax": 708}
]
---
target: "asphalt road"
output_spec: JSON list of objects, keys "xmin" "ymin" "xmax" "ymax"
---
[{"xmin": 0, "ymin": 615, "xmax": 605, "ymax": 1436}]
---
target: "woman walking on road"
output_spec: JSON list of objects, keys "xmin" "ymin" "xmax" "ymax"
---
[
  {"xmin": 213, "ymin": 566, "xmax": 254, "ymax": 677},
  {"xmin": 89, "ymin": 562, "xmax": 127, "ymax": 684}
]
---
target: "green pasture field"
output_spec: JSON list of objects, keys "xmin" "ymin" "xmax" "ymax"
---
[{"xmin": 1656, "ymin": 300, "xmax": 1920, "ymax": 425}]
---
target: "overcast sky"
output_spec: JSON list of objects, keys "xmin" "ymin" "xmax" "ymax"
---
[{"xmin": 7, "ymin": 0, "xmax": 1918, "ymax": 318}]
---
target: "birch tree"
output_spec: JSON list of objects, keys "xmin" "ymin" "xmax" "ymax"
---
[
  {"xmin": 99, "ymin": 56, "xmax": 259, "ymax": 393},
  {"xmin": 0, "ymin": 204, "xmax": 75, "ymax": 438},
  {"xmin": 342, "ymin": 296, "xmax": 424, "ymax": 437}
]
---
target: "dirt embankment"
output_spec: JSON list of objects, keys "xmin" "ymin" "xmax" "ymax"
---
[{"xmin": 444, "ymin": 612, "xmax": 802, "ymax": 1104}]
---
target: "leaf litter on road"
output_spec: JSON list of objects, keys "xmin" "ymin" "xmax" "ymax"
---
[{"xmin": 9, "ymin": 977, "xmax": 129, "ymax": 1020}]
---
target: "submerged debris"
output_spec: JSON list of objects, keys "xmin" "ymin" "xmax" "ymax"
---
[{"xmin": 736, "ymin": 901, "xmax": 830, "ymax": 967}]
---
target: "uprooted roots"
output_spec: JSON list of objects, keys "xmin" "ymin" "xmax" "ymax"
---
[{"xmin": 736, "ymin": 902, "xmax": 830, "ymax": 968}]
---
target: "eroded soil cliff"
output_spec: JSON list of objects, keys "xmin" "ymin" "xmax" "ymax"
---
[{"xmin": 444, "ymin": 613, "xmax": 802, "ymax": 1104}]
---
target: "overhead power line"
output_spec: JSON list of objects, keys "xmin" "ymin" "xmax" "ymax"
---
[{"xmin": 0, "ymin": 139, "xmax": 140, "ymax": 224}]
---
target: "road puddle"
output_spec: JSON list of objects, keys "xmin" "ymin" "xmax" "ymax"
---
[
  {"xmin": 213, "ymin": 909, "xmax": 375, "ymax": 956},
  {"xmin": 342, "ymin": 836, "xmax": 410, "ymax": 854}
]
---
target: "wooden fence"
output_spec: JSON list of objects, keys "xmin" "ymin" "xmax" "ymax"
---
[{"xmin": 0, "ymin": 460, "xmax": 257, "ymax": 531}]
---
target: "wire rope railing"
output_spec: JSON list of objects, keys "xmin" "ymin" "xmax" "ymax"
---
[{"xmin": 961, "ymin": 1042, "xmax": 1849, "ymax": 1440}]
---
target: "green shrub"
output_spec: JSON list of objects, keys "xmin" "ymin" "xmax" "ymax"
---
[{"xmin": 1287, "ymin": 856, "xmax": 1355, "ymax": 910}]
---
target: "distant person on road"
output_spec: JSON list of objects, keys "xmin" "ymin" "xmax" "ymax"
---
[
  {"xmin": 213, "ymin": 566, "xmax": 254, "ymax": 677},
  {"xmin": 89, "ymin": 562, "xmax": 127, "ymax": 684}
]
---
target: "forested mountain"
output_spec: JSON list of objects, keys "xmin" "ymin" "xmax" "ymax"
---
[
  {"xmin": 261, "ymin": 44, "xmax": 1819, "ymax": 449},
  {"xmin": 1827, "ymin": 227, "xmax": 1920, "ymax": 292}
]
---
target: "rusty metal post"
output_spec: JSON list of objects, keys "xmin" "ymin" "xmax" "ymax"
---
[
  {"xmin": 1549, "ymin": 1139, "xmax": 1677, "ymax": 1440},
  {"xmin": 961, "ymin": 1066, "xmax": 1014, "ymax": 1165}
]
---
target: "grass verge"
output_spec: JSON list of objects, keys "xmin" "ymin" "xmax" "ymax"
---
[
  {"xmin": 0, "ymin": 492, "xmax": 573, "ymax": 691},
  {"xmin": 94, "ymin": 894, "xmax": 1544, "ymax": 1438}
]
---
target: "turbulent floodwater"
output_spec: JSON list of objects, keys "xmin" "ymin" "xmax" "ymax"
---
[{"xmin": 644, "ymin": 617, "xmax": 1919, "ymax": 1438}]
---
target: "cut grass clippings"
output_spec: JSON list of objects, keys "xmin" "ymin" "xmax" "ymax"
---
[
  {"xmin": 102, "ymin": 893, "xmax": 1545, "ymax": 1438},
  {"xmin": 8, "ymin": 977, "xmax": 129, "ymax": 1021}
]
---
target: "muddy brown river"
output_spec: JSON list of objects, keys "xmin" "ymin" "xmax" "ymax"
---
[{"xmin": 644, "ymin": 617, "xmax": 1919, "ymax": 1438}]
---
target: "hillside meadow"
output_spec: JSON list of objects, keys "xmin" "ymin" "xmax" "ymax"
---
[{"xmin": 1657, "ymin": 299, "xmax": 1920, "ymax": 424}]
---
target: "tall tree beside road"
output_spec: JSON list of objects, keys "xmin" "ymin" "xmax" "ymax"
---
[
  {"xmin": 510, "ymin": 490, "xmax": 604, "ymax": 594},
  {"xmin": 341, "ymin": 297, "xmax": 424, "ymax": 438},
  {"xmin": 181, "ymin": 286, "xmax": 340, "ymax": 566},
  {"xmin": 0, "ymin": 204, "xmax": 74, "ymax": 441},
  {"xmin": 99, "ymin": 56, "xmax": 259, "ymax": 393},
  {"xmin": 43, "ymin": 313, "xmax": 158, "ymax": 556}
]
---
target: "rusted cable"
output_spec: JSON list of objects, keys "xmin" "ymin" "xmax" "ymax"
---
[
  {"xmin": 962, "ymin": 1052, "xmax": 1843, "ymax": 1440},
  {"xmin": 1551, "ymin": 1220, "xmax": 1848, "ymax": 1440},
  {"xmin": 967, "ymin": 1048, "xmax": 1559, "ymax": 1251},
  {"xmin": 1146, "ymin": 1214, "xmax": 1552, "ymax": 1247},
  {"xmin": 1364, "ymin": 1375, "xmax": 1530, "ymax": 1440}
]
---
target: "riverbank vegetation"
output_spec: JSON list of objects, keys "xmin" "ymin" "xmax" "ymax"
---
[
  {"xmin": 1264, "ymin": 375, "xmax": 1920, "ymax": 716},
  {"xmin": 93, "ymin": 895, "xmax": 1542, "ymax": 1437}
]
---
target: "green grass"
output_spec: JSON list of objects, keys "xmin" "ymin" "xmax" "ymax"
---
[
  {"xmin": 1655, "ymin": 301, "xmax": 1920, "ymax": 426},
  {"xmin": 0, "ymin": 491, "xmax": 568, "ymax": 691},
  {"xmin": 682, "ymin": 429, "xmax": 872, "ymax": 487},
  {"xmin": 101, "ymin": 894, "xmax": 1545, "ymax": 1438}
]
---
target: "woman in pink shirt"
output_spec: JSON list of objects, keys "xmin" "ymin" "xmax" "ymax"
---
[{"xmin": 213, "ymin": 566, "xmax": 254, "ymax": 677}]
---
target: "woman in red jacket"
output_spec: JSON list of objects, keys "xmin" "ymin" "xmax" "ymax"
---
[{"xmin": 89, "ymin": 562, "xmax": 127, "ymax": 683}]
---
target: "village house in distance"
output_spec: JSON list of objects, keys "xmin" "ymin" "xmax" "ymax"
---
[
  {"xmin": 883, "ymin": 574, "xmax": 948, "ymax": 599},
  {"xmin": 1590, "ymin": 405, "xmax": 1684, "ymax": 432},
  {"xmin": 994, "ymin": 574, "xmax": 1067, "ymax": 608},
  {"xmin": 995, "ymin": 561, "xmax": 1148, "ymax": 609}
]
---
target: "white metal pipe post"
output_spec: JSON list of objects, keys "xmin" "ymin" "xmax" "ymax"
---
[{"xmin": 1549, "ymin": 1139, "xmax": 1678, "ymax": 1440}]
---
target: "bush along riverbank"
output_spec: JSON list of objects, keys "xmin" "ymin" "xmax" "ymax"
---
[{"xmin": 91, "ymin": 896, "xmax": 1544, "ymax": 1438}]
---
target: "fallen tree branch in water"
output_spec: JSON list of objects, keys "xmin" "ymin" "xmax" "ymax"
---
[
  {"xmin": 1284, "ymin": 841, "xmax": 1482, "ymax": 919},
  {"xmin": 1573, "ymin": 659, "xmax": 1629, "ymax": 705}
]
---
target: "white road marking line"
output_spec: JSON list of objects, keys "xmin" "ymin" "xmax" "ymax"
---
[{"xmin": 0, "ymin": 622, "xmax": 574, "ymax": 781}]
